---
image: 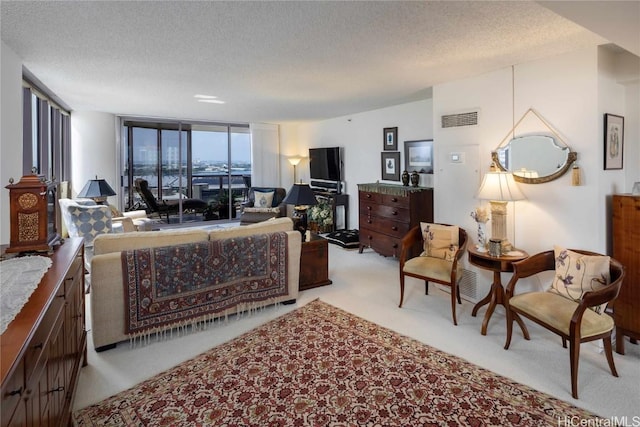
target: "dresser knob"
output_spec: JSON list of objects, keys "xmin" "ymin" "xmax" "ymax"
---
[
  {"xmin": 392, "ymin": 210, "xmax": 398, "ymax": 216},
  {"xmin": 392, "ymin": 243, "xmax": 398, "ymax": 248},
  {"xmin": 367, "ymin": 219, "xmax": 372, "ymax": 224},
  {"xmin": 367, "ymin": 206, "xmax": 371, "ymax": 210},
  {"xmin": 33, "ymin": 342, "xmax": 43, "ymax": 350},
  {"xmin": 392, "ymin": 226, "xmax": 397, "ymax": 231},
  {"xmin": 391, "ymin": 198, "xmax": 397, "ymax": 202},
  {"xmin": 366, "ymin": 194, "xmax": 371, "ymax": 198}
]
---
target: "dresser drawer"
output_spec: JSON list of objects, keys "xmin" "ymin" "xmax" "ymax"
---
[
  {"xmin": 359, "ymin": 191, "xmax": 382, "ymax": 204},
  {"xmin": 360, "ymin": 201, "xmax": 409, "ymax": 220},
  {"xmin": 381, "ymin": 193, "xmax": 409, "ymax": 207},
  {"xmin": 359, "ymin": 227, "xmax": 402, "ymax": 257},
  {"xmin": 359, "ymin": 214, "xmax": 409, "ymax": 238}
]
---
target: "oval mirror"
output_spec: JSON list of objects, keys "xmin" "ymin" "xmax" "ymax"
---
[{"xmin": 492, "ymin": 135, "xmax": 577, "ymax": 184}]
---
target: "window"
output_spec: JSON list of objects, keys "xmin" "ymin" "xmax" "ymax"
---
[
  {"xmin": 22, "ymin": 75, "xmax": 71, "ymax": 183},
  {"xmin": 123, "ymin": 120, "xmax": 251, "ymax": 221}
]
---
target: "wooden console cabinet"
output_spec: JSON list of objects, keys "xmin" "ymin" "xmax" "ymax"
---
[
  {"xmin": 612, "ymin": 194, "xmax": 639, "ymax": 354},
  {"xmin": 358, "ymin": 183, "xmax": 433, "ymax": 258},
  {"xmin": 1, "ymin": 237, "xmax": 87, "ymax": 427}
]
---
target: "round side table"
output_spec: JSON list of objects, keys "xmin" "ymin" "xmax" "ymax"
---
[{"xmin": 468, "ymin": 245, "xmax": 529, "ymax": 336}]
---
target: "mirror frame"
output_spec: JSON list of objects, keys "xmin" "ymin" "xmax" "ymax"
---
[{"xmin": 491, "ymin": 149, "xmax": 577, "ymax": 184}]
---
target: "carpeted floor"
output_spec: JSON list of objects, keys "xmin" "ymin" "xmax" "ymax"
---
[{"xmin": 74, "ymin": 299, "xmax": 600, "ymax": 426}]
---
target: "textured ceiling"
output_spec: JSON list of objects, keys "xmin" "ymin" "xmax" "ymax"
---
[{"xmin": 1, "ymin": 1, "xmax": 611, "ymax": 124}]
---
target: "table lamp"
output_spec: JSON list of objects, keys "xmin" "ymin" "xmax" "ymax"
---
[
  {"xmin": 282, "ymin": 183, "xmax": 317, "ymax": 241},
  {"xmin": 77, "ymin": 176, "xmax": 116, "ymax": 204},
  {"xmin": 476, "ymin": 165, "xmax": 525, "ymax": 252}
]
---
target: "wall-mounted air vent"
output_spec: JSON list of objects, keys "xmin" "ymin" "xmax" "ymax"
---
[
  {"xmin": 441, "ymin": 111, "xmax": 478, "ymax": 128},
  {"xmin": 436, "ymin": 268, "xmax": 477, "ymax": 303}
]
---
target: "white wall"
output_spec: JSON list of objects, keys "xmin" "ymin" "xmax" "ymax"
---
[
  {"xmin": 1, "ymin": 42, "xmax": 24, "ymax": 245},
  {"xmin": 70, "ymin": 111, "xmax": 118, "ymax": 204},
  {"xmin": 283, "ymin": 99, "xmax": 433, "ymax": 229}
]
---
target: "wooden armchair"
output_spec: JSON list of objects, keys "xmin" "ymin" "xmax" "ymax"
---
[
  {"xmin": 399, "ymin": 224, "xmax": 468, "ymax": 325},
  {"xmin": 504, "ymin": 249, "xmax": 625, "ymax": 399}
]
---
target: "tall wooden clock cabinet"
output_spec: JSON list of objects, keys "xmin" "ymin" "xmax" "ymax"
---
[{"xmin": 5, "ymin": 173, "xmax": 60, "ymax": 253}]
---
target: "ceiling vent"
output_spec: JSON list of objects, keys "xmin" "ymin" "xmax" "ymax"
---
[{"xmin": 441, "ymin": 111, "xmax": 478, "ymax": 128}]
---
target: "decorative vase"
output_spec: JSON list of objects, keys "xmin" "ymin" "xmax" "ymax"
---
[
  {"xmin": 401, "ymin": 170, "xmax": 410, "ymax": 186},
  {"xmin": 476, "ymin": 222, "xmax": 487, "ymax": 250},
  {"xmin": 410, "ymin": 171, "xmax": 420, "ymax": 187}
]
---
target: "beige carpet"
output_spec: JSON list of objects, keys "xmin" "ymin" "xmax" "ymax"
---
[{"xmin": 74, "ymin": 243, "xmax": 640, "ymax": 420}]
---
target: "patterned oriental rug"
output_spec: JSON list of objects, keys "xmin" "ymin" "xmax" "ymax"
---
[
  {"xmin": 74, "ymin": 299, "xmax": 601, "ymax": 426},
  {"xmin": 122, "ymin": 232, "xmax": 288, "ymax": 336}
]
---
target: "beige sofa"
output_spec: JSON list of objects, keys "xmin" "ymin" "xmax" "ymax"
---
[{"xmin": 90, "ymin": 217, "xmax": 301, "ymax": 351}]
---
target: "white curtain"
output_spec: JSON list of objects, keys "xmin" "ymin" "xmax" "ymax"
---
[{"xmin": 249, "ymin": 123, "xmax": 280, "ymax": 187}]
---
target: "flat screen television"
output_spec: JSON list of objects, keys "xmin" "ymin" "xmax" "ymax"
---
[{"xmin": 309, "ymin": 147, "xmax": 341, "ymax": 182}]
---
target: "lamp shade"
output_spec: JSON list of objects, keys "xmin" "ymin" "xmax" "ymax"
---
[
  {"xmin": 288, "ymin": 157, "xmax": 302, "ymax": 166},
  {"xmin": 476, "ymin": 171, "xmax": 525, "ymax": 202},
  {"xmin": 282, "ymin": 183, "xmax": 318, "ymax": 206},
  {"xmin": 77, "ymin": 178, "xmax": 116, "ymax": 199}
]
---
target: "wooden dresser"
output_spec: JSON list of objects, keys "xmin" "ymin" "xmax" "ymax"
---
[
  {"xmin": 358, "ymin": 183, "xmax": 433, "ymax": 258},
  {"xmin": 1, "ymin": 237, "xmax": 87, "ymax": 427},
  {"xmin": 612, "ymin": 194, "xmax": 639, "ymax": 354}
]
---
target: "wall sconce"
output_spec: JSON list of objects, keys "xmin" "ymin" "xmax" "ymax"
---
[
  {"xmin": 476, "ymin": 165, "xmax": 525, "ymax": 252},
  {"xmin": 288, "ymin": 157, "xmax": 302, "ymax": 183},
  {"xmin": 77, "ymin": 176, "xmax": 116, "ymax": 204}
]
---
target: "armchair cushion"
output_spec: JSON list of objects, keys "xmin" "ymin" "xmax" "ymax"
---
[
  {"xmin": 403, "ymin": 256, "xmax": 459, "ymax": 283},
  {"xmin": 243, "ymin": 207, "xmax": 281, "ymax": 214},
  {"xmin": 420, "ymin": 223, "xmax": 459, "ymax": 260},
  {"xmin": 509, "ymin": 292, "xmax": 615, "ymax": 338},
  {"xmin": 549, "ymin": 246, "xmax": 611, "ymax": 314}
]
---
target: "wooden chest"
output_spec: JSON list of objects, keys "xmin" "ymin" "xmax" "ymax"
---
[{"xmin": 357, "ymin": 184, "xmax": 433, "ymax": 258}]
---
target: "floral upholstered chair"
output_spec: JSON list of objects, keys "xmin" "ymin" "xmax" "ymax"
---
[
  {"xmin": 504, "ymin": 246, "xmax": 625, "ymax": 399},
  {"xmin": 399, "ymin": 223, "xmax": 468, "ymax": 325}
]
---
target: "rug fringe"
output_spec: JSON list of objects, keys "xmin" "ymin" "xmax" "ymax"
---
[{"xmin": 127, "ymin": 298, "xmax": 281, "ymax": 348}]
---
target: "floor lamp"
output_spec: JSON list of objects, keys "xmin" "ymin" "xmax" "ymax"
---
[
  {"xmin": 476, "ymin": 166, "xmax": 525, "ymax": 253},
  {"xmin": 288, "ymin": 157, "xmax": 302, "ymax": 183}
]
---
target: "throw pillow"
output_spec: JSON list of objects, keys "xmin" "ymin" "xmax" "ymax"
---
[
  {"xmin": 67, "ymin": 205, "xmax": 112, "ymax": 247},
  {"xmin": 325, "ymin": 229, "xmax": 360, "ymax": 249},
  {"xmin": 254, "ymin": 190, "xmax": 275, "ymax": 208},
  {"xmin": 548, "ymin": 245, "xmax": 611, "ymax": 314},
  {"xmin": 420, "ymin": 223, "xmax": 459, "ymax": 261}
]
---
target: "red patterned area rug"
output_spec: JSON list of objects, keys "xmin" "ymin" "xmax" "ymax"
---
[{"xmin": 74, "ymin": 299, "xmax": 601, "ymax": 426}]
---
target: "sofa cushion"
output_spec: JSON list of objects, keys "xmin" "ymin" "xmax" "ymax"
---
[
  {"xmin": 548, "ymin": 246, "xmax": 611, "ymax": 314},
  {"xmin": 93, "ymin": 228, "xmax": 209, "ymax": 255},
  {"xmin": 209, "ymin": 217, "xmax": 294, "ymax": 240}
]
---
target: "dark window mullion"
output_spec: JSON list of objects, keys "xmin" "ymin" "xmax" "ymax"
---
[{"xmin": 22, "ymin": 87, "xmax": 34, "ymax": 174}]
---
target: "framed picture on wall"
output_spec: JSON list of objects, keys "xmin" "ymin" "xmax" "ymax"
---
[
  {"xmin": 383, "ymin": 127, "xmax": 398, "ymax": 151},
  {"xmin": 604, "ymin": 113, "xmax": 624, "ymax": 170},
  {"xmin": 404, "ymin": 139, "xmax": 433, "ymax": 174},
  {"xmin": 381, "ymin": 152, "xmax": 400, "ymax": 181}
]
